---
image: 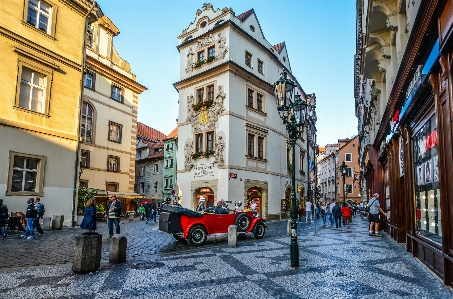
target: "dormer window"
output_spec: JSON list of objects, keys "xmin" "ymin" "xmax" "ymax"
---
[
  {"xmin": 250, "ymin": 25, "xmax": 255, "ymax": 32},
  {"xmin": 200, "ymin": 20, "xmax": 207, "ymax": 28}
]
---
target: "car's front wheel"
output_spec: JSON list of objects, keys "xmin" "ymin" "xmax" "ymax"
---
[
  {"xmin": 188, "ymin": 225, "xmax": 207, "ymax": 246},
  {"xmin": 253, "ymin": 221, "xmax": 266, "ymax": 239},
  {"xmin": 235, "ymin": 213, "xmax": 252, "ymax": 232}
]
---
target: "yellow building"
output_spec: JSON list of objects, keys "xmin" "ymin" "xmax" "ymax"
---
[
  {"xmin": 0, "ymin": 0, "xmax": 102, "ymax": 226},
  {"xmin": 79, "ymin": 15, "xmax": 147, "ymax": 213}
]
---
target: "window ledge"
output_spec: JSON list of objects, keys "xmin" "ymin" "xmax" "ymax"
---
[
  {"xmin": 245, "ymin": 155, "xmax": 267, "ymax": 163},
  {"xmin": 13, "ymin": 105, "xmax": 50, "ymax": 117},
  {"xmin": 246, "ymin": 106, "xmax": 267, "ymax": 116},
  {"xmin": 21, "ymin": 21, "xmax": 56, "ymax": 40}
]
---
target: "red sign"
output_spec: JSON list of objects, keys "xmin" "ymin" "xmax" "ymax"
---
[
  {"xmin": 229, "ymin": 173, "xmax": 237, "ymax": 179},
  {"xmin": 200, "ymin": 188, "xmax": 211, "ymax": 192}
]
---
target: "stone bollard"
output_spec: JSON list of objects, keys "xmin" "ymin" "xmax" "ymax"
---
[
  {"xmin": 228, "ymin": 225, "xmax": 237, "ymax": 247},
  {"xmin": 109, "ymin": 235, "xmax": 127, "ymax": 264},
  {"xmin": 128, "ymin": 213, "xmax": 134, "ymax": 221},
  {"xmin": 287, "ymin": 219, "xmax": 291, "ymax": 237},
  {"xmin": 52, "ymin": 215, "xmax": 64, "ymax": 230},
  {"xmin": 43, "ymin": 217, "xmax": 52, "ymax": 231},
  {"xmin": 72, "ymin": 232, "xmax": 102, "ymax": 273}
]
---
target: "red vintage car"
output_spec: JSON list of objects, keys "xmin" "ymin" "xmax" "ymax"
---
[{"xmin": 159, "ymin": 205, "xmax": 266, "ymax": 246}]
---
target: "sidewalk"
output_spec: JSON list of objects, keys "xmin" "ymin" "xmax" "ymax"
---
[{"xmin": 0, "ymin": 216, "xmax": 451, "ymax": 298}]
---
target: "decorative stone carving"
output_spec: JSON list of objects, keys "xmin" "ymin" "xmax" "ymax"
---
[
  {"xmin": 197, "ymin": 34, "xmax": 215, "ymax": 50},
  {"xmin": 184, "ymin": 139, "xmax": 194, "ymax": 171},
  {"xmin": 214, "ymin": 135, "xmax": 225, "ymax": 166},
  {"xmin": 381, "ymin": 46, "xmax": 391, "ymax": 59},
  {"xmin": 187, "ymin": 85, "xmax": 226, "ymax": 133},
  {"xmin": 187, "ymin": 47, "xmax": 195, "ymax": 69},
  {"xmin": 386, "ymin": 14, "xmax": 398, "ymax": 31},
  {"xmin": 217, "ymin": 32, "xmax": 228, "ymax": 58}
]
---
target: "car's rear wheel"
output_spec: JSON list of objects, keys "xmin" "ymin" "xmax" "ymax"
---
[
  {"xmin": 253, "ymin": 221, "xmax": 266, "ymax": 239},
  {"xmin": 172, "ymin": 233, "xmax": 184, "ymax": 241},
  {"xmin": 188, "ymin": 225, "xmax": 207, "ymax": 246},
  {"xmin": 235, "ymin": 213, "xmax": 252, "ymax": 232}
]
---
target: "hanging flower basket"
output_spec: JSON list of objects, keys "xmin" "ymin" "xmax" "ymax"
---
[
  {"xmin": 192, "ymin": 150, "xmax": 215, "ymax": 160},
  {"xmin": 192, "ymin": 99, "xmax": 214, "ymax": 112},
  {"xmin": 194, "ymin": 60, "xmax": 205, "ymax": 68},
  {"xmin": 206, "ymin": 56, "xmax": 216, "ymax": 63}
]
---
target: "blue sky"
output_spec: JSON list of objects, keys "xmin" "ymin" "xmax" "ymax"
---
[{"xmin": 98, "ymin": 0, "xmax": 357, "ymax": 147}]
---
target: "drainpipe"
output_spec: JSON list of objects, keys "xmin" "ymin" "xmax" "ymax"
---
[{"xmin": 72, "ymin": 1, "xmax": 98, "ymax": 227}]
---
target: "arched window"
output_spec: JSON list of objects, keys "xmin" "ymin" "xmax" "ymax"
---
[{"xmin": 81, "ymin": 102, "xmax": 94, "ymax": 143}]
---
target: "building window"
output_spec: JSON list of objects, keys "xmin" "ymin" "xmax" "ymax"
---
[
  {"xmin": 79, "ymin": 180, "xmax": 88, "ymax": 188},
  {"xmin": 111, "ymin": 85, "xmax": 122, "ymax": 102},
  {"xmin": 206, "ymin": 131, "xmax": 214, "ymax": 151},
  {"xmin": 248, "ymin": 134, "xmax": 255, "ymax": 156},
  {"xmin": 258, "ymin": 137, "xmax": 264, "ymax": 159},
  {"xmin": 300, "ymin": 152, "xmax": 304, "ymax": 173},
  {"xmin": 107, "ymin": 156, "xmax": 120, "ymax": 172},
  {"xmin": 106, "ymin": 182, "xmax": 118, "ymax": 192},
  {"xmin": 154, "ymin": 164, "xmax": 158, "ymax": 173},
  {"xmin": 247, "ymin": 89, "xmax": 254, "ymax": 108},
  {"xmin": 140, "ymin": 166, "xmax": 145, "ymax": 176},
  {"xmin": 207, "ymin": 85, "xmax": 214, "ymax": 100},
  {"xmin": 345, "ymin": 184, "xmax": 353, "ymax": 194},
  {"xmin": 257, "ymin": 93, "xmax": 263, "ymax": 111},
  {"xmin": 81, "ymin": 102, "xmax": 94, "ymax": 143},
  {"xmin": 208, "ymin": 46, "xmax": 215, "ymax": 58},
  {"xmin": 165, "ymin": 178, "xmax": 173, "ymax": 189},
  {"xmin": 140, "ymin": 182, "xmax": 145, "ymax": 194},
  {"xmin": 197, "ymin": 88, "xmax": 204, "ymax": 104},
  {"xmin": 346, "ymin": 167, "xmax": 352, "ymax": 177},
  {"xmin": 245, "ymin": 51, "xmax": 252, "ymax": 67},
  {"xmin": 166, "ymin": 159, "xmax": 174, "ymax": 168},
  {"xmin": 154, "ymin": 181, "xmax": 158, "ymax": 193},
  {"xmin": 27, "ymin": 0, "xmax": 51, "ymax": 34},
  {"xmin": 345, "ymin": 153, "xmax": 352, "ymax": 162},
  {"xmin": 87, "ymin": 26, "xmax": 94, "ymax": 48},
  {"xmin": 258, "ymin": 59, "xmax": 263, "ymax": 74},
  {"xmin": 19, "ymin": 67, "xmax": 46, "ymax": 113},
  {"xmin": 250, "ymin": 25, "xmax": 255, "ymax": 32},
  {"xmin": 84, "ymin": 72, "xmax": 95, "ymax": 89},
  {"xmin": 195, "ymin": 133, "xmax": 203, "ymax": 153},
  {"xmin": 80, "ymin": 150, "xmax": 90, "ymax": 168},
  {"xmin": 108, "ymin": 122, "xmax": 122, "ymax": 143},
  {"xmin": 7, "ymin": 152, "xmax": 46, "ymax": 196},
  {"xmin": 198, "ymin": 51, "xmax": 205, "ymax": 62}
]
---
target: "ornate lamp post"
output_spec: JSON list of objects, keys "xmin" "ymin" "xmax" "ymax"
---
[
  {"xmin": 339, "ymin": 161, "xmax": 347, "ymax": 203},
  {"xmin": 274, "ymin": 71, "xmax": 307, "ymax": 267}
]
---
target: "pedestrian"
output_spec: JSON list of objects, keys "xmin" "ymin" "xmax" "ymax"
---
[
  {"xmin": 22, "ymin": 198, "xmax": 37, "ymax": 239},
  {"xmin": 321, "ymin": 202, "xmax": 327, "ymax": 226},
  {"xmin": 315, "ymin": 202, "xmax": 321, "ymax": 218},
  {"xmin": 332, "ymin": 202, "xmax": 342, "ymax": 228},
  {"xmin": 33, "ymin": 197, "xmax": 45, "ymax": 236},
  {"xmin": 329, "ymin": 199, "xmax": 336, "ymax": 226},
  {"xmin": 298, "ymin": 203, "xmax": 303, "ymax": 223},
  {"xmin": 144, "ymin": 202, "xmax": 150, "ymax": 219},
  {"xmin": 106, "ymin": 194, "xmax": 122, "ymax": 239},
  {"xmin": 80, "ymin": 197, "xmax": 97, "ymax": 232},
  {"xmin": 305, "ymin": 200, "xmax": 312, "ymax": 223},
  {"xmin": 196, "ymin": 198, "xmax": 205, "ymax": 212},
  {"xmin": 250, "ymin": 199, "xmax": 258, "ymax": 217},
  {"xmin": 0, "ymin": 199, "xmax": 8, "ymax": 239},
  {"xmin": 367, "ymin": 193, "xmax": 387, "ymax": 237},
  {"xmin": 341, "ymin": 202, "xmax": 352, "ymax": 228},
  {"xmin": 146, "ymin": 200, "xmax": 157, "ymax": 223},
  {"xmin": 138, "ymin": 204, "xmax": 146, "ymax": 220}
]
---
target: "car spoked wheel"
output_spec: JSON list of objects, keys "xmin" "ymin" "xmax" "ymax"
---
[
  {"xmin": 253, "ymin": 222, "xmax": 265, "ymax": 239},
  {"xmin": 189, "ymin": 225, "xmax": 207, "ymax": 246},
  {"xmin": 235, "ymin": 213, "xmax": 251, "ymax": 232}
]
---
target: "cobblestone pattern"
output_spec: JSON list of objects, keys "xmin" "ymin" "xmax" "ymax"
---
[{"xmin": 0, "ymin": 216, "xmax": 452, "ymax": 298}]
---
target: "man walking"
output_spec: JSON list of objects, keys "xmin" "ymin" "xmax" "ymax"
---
[
  {"xmin": 329, "ymin": 199, "xmax": 336, "ymax": 226},
  {"xmin": 367, "ymin": 193, "xmax": 387, "ymax": 237},
  {"xmin": 33, "ymin": 197, "xmax": 45, "ymax": 236},
  {"xmin": 305, "ymin": 199, "xmax": 312, "ymax": 223},
  {"xmin": 106, "ymin": 194, "xmax": 122, "ymax": 239},
  {"xmin": 146, "ymin": 200, "xmax": 157, "ymax": 223},
  {"xmin": 22, "ymin": 198, "xmax": 37, "ymax": 239}
]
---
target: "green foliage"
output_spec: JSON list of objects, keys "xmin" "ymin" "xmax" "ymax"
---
[
  {"xmin": 287, "ymin": 163, "xmax": 293, "ymax": 172},
  {"xmin": 77, "ymin": 186, "xmax": 96, "ymax": 215},
  {"xmin": 95, "ymin": 204, "xmax": 105, "ymax": 213},
  {"xmin": 194, "ymin": 60, "xmax": 205, "ymax": 68},
  {"xmin": 191, "ymin": 98, "xmax": 214, "ymax": 112},
  {"xmin": 206, "ymin": 56, "xmax": 215, "ymax": 63}
]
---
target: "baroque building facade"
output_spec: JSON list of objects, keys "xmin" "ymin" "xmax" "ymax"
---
[
  {"xmin": 317, "ymin": 144, "xmax": 339, "ymax": 201},
  {"xmin": 355, "ymin": 0, "xmax": 453, "ymax": 285},
  {"xmin": 163, "ymin": 127, "xmax": 178, "ymax": 201},
  {"xmin": 79, "ymin": 15, "xmax": 147, "ymax": 212},
  {"xmin": 174, "ymin": 3, "xmax": 315, "ymax": 219},
  {"xmin": 0, "ymin": 0, "xmax": 102, "ymax": 226}
]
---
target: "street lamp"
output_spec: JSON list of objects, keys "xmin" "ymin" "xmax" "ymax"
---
[
  {"xmin": 274, "ymin": 71, "xmax": 307, "ymax": 268},
  {"xmin": 339, "ymin": 161, "xmax": 347, "ymax": 203}
]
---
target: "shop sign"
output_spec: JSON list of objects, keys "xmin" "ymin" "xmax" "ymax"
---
[
  {"xmin": 399, "ymin": 136, "xmax": 404, "ymax": 177},
  {"xmin": 418, "ymin": 129, "xmax": 437, "ymax": 157},
  {"xmin": 200, "ymin": 188, "xmax": 211, "ymax": 192},
  {"xmin": 193, "ymin": 163, "xmax": 215, "ymax": 178},
  {"xmin": 229, "ymin": 172, "xmax": 237, "ymax": 179}
]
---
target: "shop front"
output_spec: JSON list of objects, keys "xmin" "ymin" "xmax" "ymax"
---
[{"xmin": 193, "ymin": 187, "xmax": 214, "ymax": 209}]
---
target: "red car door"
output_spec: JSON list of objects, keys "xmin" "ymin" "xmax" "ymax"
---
[{"xmin": 204, "ymin": 213, "xmax": 222, "ymax": 234}]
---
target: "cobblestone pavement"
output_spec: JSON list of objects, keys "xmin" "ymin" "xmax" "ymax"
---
[{"xmin": 1, "ymin": 215, "xmax": 452, "ymax": 298}]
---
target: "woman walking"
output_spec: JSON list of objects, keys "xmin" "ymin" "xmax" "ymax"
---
[{"xmin": 80, "ymin": 197, "xmax": 97, "ymax": 232}]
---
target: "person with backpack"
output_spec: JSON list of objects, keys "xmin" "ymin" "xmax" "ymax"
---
[
  {"xmin": 0, "ymin": 199, "xmax": 8, "ymax": 239},
  {"xmin": 106, "ymin": 194, "xmax": 122, "ymax": 239},
  {"xmin": 367, "ymin": 193, "xmax": 387, "ymax": 237},
  {"xmin": 22, "ymin": 198, "xmax": 37, "ymax": 239},
  {"xmin": 332, "ymin": 202, "xmax": 342, "ymax": 228},
  {"xmin": 33, "ymin": 197, "xmax": 45, "ymax": 236}
]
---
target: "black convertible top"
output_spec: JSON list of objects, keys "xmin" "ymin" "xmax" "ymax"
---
[{"xmin": 161, "ymin": 205, "xmax": 202, "ymax": 218}]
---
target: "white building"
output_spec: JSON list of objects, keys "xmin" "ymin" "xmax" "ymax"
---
[{"xmin": 174, "ymin": 4, "xmax": 314, "ymax": 220}]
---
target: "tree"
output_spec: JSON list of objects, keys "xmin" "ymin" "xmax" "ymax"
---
[{"xmin": 77, "ymin": 186, "xmax": 96, "ymax": 215}]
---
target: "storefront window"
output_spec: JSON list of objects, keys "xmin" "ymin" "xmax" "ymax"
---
[{"xmin": 413, "ymin": 115, "xmax": 441, "ymax": 244}]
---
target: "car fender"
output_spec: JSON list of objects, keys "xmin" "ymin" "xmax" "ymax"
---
[
  {"xmin": 181, "ymin": 215, "xmax": 208, "ymax": 239},
  {"xmin": 246, "ymin": 217, "xmax": 267, "ymax": 233}
]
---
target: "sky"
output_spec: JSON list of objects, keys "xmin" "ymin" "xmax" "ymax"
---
[{"xmin": 98, "ymin": 0, "xmax": 357, "ymax": 147}]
